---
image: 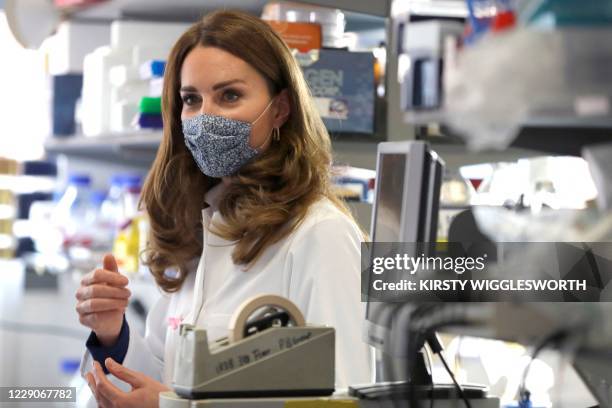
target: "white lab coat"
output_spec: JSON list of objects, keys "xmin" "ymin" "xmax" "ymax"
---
[{"xmin": 80, "ymin": 183, "xmax": 372, "ymax": 404}]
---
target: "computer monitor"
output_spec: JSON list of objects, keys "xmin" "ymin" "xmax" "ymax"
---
[{"xmin": 364, "ymin": 141, "xmax": 444, "ymax": 381}]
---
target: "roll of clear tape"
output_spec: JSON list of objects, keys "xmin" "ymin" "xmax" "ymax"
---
[{"xmin": 228, "ymin": 294, "xmax": 305, "ymax": 343}]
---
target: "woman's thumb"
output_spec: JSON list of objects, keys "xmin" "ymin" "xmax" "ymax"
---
[
  {"xmin": 103, "ymin": 254, "xmax": 119, "ymax": 273},
  {"xmin": 105, "ymin": 358, "xmax": 142, "ymax": 387}
]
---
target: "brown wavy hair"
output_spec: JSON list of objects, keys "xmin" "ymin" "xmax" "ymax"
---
[{"xmin": 140, "ymin": 10, "xmax": 359, "ymax": 293}]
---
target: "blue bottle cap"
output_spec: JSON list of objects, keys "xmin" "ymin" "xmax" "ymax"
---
[
  {"xmin": 90, "ymin": 190, "xmax": 107, "ymax": 205},
  {"xmin": 123, "ymin": 175, "xmax": 142, "ymax": 188},
  {"xmin": 68, "ymin": 174, "xmax": 91, "ymax": 186},
  {"xmin": 60, "ymin": 359, "xmax": 81, "ymax": 375}
]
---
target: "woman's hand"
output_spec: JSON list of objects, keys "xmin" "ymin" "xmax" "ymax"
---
[
  {"xmin": 86, "ymin": 358, "xmax": 170, "ymax": 408},
  {"xmin": 76, "ymin": 254, "xmax": 131, "ymax": 346}
]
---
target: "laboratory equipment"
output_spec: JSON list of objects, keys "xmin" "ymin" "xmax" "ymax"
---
[
  {"xmin": 357, "ymin": 141, "xmax": 499, "ymax": 407},
  {"xmin": 398, "ymin": 21, "xmax": 463, "ymax": 111},
  {"xmin": 4, "ymin": 0, "xmax": 61, "ymax": 49},
  {"xmin": 54, "ymin": 174, "xmax": 93, "ymax": 247},
  {"xmin": 113, "ymin": 175, "xmax": 144, "ymax": 275},
  {"xmin": 301, "ymin": 49, "xmax": 376, "ymax": 134},
  {"xmin": 361, "ymin": 142, "xmax": 612, "ymax": 407},
  {"xmin": 160, "ymin": 294, "xmax": 337, "ymax": 407},
  {"xmin": 261, "ymin": 2, "xmax": 345, "ymax": 48},
  {"xmin": 582, "ymin": 141, "xmax": 612, "ymax": 211},
  {"xmin": 364, "ymin": 141, "xmax": 444, "ymax": 375}
]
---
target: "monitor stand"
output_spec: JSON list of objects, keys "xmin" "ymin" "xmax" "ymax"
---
[{"xmin": 350, "ymin": 349, "xmax": 498, "ymax": 407}]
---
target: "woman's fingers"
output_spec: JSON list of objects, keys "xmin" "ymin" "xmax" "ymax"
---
[
  {"xmin": 75, "ymin": 256, "xmax": 130, "ymax": 338},
  {"xmin": 75, "ymin": 284, "xmax": 131, "ymax": 301},
  {"xmin": 81, "ymin": 268, "xmax": 129, "ymax": 288},
  {"xmin": 78, "ymin": 309, "xmax": 125, "ymax": 326},
  {"xmin": 105, "ymin": 358, "xmax": 143, "ymax": 388},
  {"xmin": 85, "ymin": 372, "xmax": 98, "ymax": 400},
  {"xmin": 76, "ymin": 308, "xmax": 127, "ymax": 331},
  {"xmin": 87, "ymin": 370, "xmax": 113, "ymax": 408},
  {"xmin": 76, "ymin": 298, "xmax": 128, "ymax": 315},
  {"xmin": 93, "ymin": 361, "xmax": 128, "ymax": 406}
]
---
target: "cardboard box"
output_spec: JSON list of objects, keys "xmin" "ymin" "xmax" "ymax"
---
[
  {"xmin": 266, "ymin": 20, "xmax": 322, "ymax": 52},
  {"xmin": 301, "ymin": 49, "xmax": 375, "ymax": 134}
]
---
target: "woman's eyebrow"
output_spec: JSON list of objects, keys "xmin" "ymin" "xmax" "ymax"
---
[
  {"xmin": 179, "ymin": 85, "xmax": 198, "ymax": 93},
  {"xmin": 179, "ymin": 79, "xmax": 245, "ymax": 93},
  {"xmin": 212, "ymin": 79, "xmax": 246, "ymax": 90}
]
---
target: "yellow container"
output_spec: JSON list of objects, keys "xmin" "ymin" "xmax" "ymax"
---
[
  {"xmin": 0, "ymin": 158, "xmax": 18, "ymax": 175},
  {"xmin": 113, "ymin": 214, "xmax": 145, "ymax": 275}
]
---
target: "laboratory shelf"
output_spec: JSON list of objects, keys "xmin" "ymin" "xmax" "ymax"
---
[
  {"xmin": 45, "ymin": 131, "xmax": 162, "ymax": 151},
  {"xmin": 391, "ymin": 0, "xmax": 467, "ymax": 19},
  {"xmin": 402, "ymin": 27, "xmax": 612, "ymax": 155},
  {"xmin": 511, "ymin": 125, "xmax": 612, "ymax": 156},
  {"xmin": 44, "ymin": 131, "xmax": 383, "ymax": 169},
  {"xmin": 42, "ymin": 0, "xmax": 475, "ymax": 169},
  {"xmin": 407, "ymin": 111, "xmax": 612, "ymax": 131},
  {"xmin": 413, "ymin": 121, "xmax": 612, "ymax": 156},
  {"xmin": 44, "ymin": 131, "xmax": 161, "ymax": 165},
  {"xmin": 44, "ymin": 127, "xmax": 557, "ymax": 170},
  {"xmin": 59, "ymin": 0, "xmax": 389, "ymax": 24},
  {"xmin": 56, "ymin": 0, "xmax": 471, "ymax": 21},
  {"xmin": 404, "ymin": 105, "xmax": 612, "ymax": 157}
]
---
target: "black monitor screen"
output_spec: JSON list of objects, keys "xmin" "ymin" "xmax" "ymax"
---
[
  {"xmin": 373, "ymin": 153, "xmax": 407, "ymax": 242},
  {"xmin": 368, "ymin": 153, "xmax": 409, "ymax": 331}
]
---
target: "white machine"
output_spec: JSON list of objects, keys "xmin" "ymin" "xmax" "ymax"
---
[
  {"xmin": 355, "ymin": 141, "xmax": 499, "ymax": 408},
  {"xmin": 159, "ymin": 294, "xmax": 347, "ymax": 408}
]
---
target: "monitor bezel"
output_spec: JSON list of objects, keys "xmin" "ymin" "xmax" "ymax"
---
[{"xmin": 369, "ymin": 141, "xmax": 428, "ymax": 244}]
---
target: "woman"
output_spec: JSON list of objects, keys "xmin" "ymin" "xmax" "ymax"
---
[{"xmin": 75, "ymin": 9, "xmax": 371, "ymax": 408}]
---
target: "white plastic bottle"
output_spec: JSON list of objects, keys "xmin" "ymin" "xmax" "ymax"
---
[
  {"xmin": 53, "ymin": 174, "xmax": 95, "ymax": 272},
  {"xmin": 100, "ymin": 174, "xmax": 126, "ymax": 232}
]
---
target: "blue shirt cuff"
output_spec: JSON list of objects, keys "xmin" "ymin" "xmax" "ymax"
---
[{"xmin": 85, "ymin": 315, "xmax": 129, "ymax": 374}]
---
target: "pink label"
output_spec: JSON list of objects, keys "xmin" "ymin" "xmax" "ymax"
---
[{"xmin": 168, "ymin": 316, "xmax": 183, "ymax": 330}]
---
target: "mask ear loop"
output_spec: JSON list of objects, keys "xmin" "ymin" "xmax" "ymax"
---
[
  {"xmin": 251, "ymin": 98, "xmax": 275, "ymax": 125},
  {"xmin": 251, "ymin": 98, "xmax": 278, "ymax": 151},
  {"xmin": 254, "ymin": 127, "xmax": 279, "ymax": 151}
]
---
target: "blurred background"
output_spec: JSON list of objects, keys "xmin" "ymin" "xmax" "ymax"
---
[{"xmin": 0, "ymin": 0, "xmax": 611, "ymax": 407}]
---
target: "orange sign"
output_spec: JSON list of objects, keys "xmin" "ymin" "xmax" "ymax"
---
[{"xmin": 266, "ymin": 20, "xmax": 322, "ymax": 52}]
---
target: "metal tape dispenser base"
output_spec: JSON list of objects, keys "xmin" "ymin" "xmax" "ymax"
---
[{"xmin": 170, "ymin": 294, "xmax": 335, "ymax": 400}]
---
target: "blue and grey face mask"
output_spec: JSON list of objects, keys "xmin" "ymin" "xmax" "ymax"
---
[{"xmin": 182, "ymin": 99, "xmax": 274, "ymax": 178}]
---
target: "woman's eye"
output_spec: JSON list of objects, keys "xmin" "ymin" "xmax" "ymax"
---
[
  {"xmin": 182, "ymin": 94, "xmax": 200, "ymax": 106},
  {"xmin": 222, "ymin": 90, "xmax": 241, "ymax": 103}
]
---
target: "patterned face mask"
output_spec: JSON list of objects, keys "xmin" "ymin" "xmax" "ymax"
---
[{"xmin": 182, "ymin": 99, "xmax": 275, "ymax": 178}]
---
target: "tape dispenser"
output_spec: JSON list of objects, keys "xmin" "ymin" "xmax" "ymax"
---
[{"xmin": 170, "ymin": 294, "xmax": 335, "ymax": 399}]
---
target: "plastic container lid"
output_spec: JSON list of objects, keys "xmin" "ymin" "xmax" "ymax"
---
[
  {"xmin": 126, "ymin": 185, "xmax": 142, "ymax": 195},
  {"xmin": 110, "ymin": 174, "xmax": 126, "ymax": 186},
  {"xmin": 123, "ymin": 175, "xmax": 142, "ymax": 188},
  {"xmin": 68, "ymin": 174, "xmax": 91, "ymax": 186},
  {"xmin": 140, "ymin": 60, "xmax": 166, "ymax": 78},
  {"xmin": 110, "ymin": 174, "xmax": 142, "ymax": 187},
  {"xmin": 139, "ymin": 97, "xmax": 162, "ymax": 114},
  {"xmin": 22, "ymin": 161, "xmax": 58, "ymax": 177},
  {"xmin": 60, "ymin": 359, "xmax": 81, "ymax": 375},
  {"xmin": 491, "ymin": 10, "xmax": 516, "ymax": 31}
]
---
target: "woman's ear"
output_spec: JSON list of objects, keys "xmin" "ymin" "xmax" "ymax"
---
[{"xmin": 272, "ymin": 89, "xmax": 291, "ymax": 128}]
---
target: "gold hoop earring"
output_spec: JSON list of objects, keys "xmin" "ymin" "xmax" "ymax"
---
[{"xmin": 273, "ymin": 127, "xmax": 280, "ymax": 142}]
